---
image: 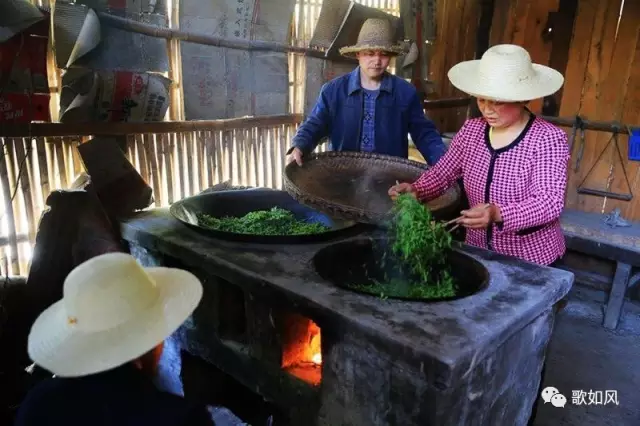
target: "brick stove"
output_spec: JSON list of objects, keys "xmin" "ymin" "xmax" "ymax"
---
[{"xmin": 121, "ymin": 208, "xmax": 573, "ymax": 426}]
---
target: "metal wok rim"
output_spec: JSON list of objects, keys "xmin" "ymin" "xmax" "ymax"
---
[
  {"xmin": 169, "ymin": 188, "xmax": 370, "ymax": 244},
  {"xmin": 312, "ymin": 237, "xmax": 489, "ymax": 302}
]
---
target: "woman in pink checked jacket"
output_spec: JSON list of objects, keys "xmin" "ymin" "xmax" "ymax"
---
[{"xmin": 389, "ymin": 44, "xmax": 570, "ymax": 267}]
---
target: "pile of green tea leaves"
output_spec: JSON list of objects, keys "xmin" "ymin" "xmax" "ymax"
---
[
  {"xmin": 196, "ymin": 207, "xmax": 330, "ymax": 235},
  {"xmin": 349, "ymin": 194, "xmax": 456, "ymax": 299}
]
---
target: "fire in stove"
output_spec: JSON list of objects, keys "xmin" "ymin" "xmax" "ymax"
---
[
  {"xmin": 309, "ymin": 322, "xmax": 322, "ymax": 365},
  {"xmin": 280, "ymin": 313, "xmax": 322, "ymax": 386}
]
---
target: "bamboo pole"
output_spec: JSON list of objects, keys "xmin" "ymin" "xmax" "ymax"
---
[
  {"xmin": 203, "ymin": 131, "xmax": 215, "ymax": 187},
  {"xmin": 423, "ymin": 97, "xmax": 636, "ymax": 135},
  {"xmin": 0, "ymin": 114, "xmax": 304, "ymax": 137},
  {"xmin": 0, "ymin": 143, "xmax": 20, "ymax": 274},
  {"xmin": 423, "ymin": 98, "xmax": 473, "ymax": 110},
  {"xmin": 214, "ymin": 130, "xmax": 224, "ymax": 184},
  {"xmin": 537, "ymin": 116, "xmax": 634, "ymax": 135},
  {"xmin": 37, "ymin": 5, "xmax": 356, "ymax": 65},
  {"xmin": 196, "ymin": 131, "xmax": 207, "ymax": 191},
  {"xmin": 96, "ymin": 11, "xmax": 355, "ymax": 62}
]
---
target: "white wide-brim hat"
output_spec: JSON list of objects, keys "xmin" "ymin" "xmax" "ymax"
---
[
  {"xmin": 447, "ymin": 44, "xmax": 564, "ymax": 102},
  {"xmin": 27, "ymin": 252, "xmax": 203, "ymax": 377}
]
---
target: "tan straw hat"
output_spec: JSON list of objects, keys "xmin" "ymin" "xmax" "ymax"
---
[
  {"xmin": 27, "ymin": 252, "xmax": 203, "ymax": 377},
  {"xmin": 339, "ymin": 18, "xmax": 404, "ymax": 57},
  {"xmin": 447, "ymin": 44, "xmax": 564, "ymax": 102}
]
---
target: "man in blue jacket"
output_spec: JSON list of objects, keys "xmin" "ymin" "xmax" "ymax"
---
[{"xmin": 287, "ymin": 18, "xmax": 446, "ymax": 166}]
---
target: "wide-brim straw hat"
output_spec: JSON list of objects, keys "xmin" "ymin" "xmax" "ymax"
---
[
  {"xmin": 447, "ymin": 44, "xmax": 565, "ymax": 102},
  {"xmin": 27, "ymin": 252, "xmax": 203, "ymax": 377},
  {"xmin": 339, "ymin": 18, "xmax": 405, "ymax": 57}
]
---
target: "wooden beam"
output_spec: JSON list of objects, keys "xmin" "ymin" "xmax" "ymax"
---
[{"xmin": 0, "ymin": 114, "xmax": 304, "ymax": 137}]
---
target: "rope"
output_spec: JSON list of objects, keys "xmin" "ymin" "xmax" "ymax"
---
[
  {"xmin": 577, "ymin": 124, "xmax": 634, "ymax": 198},
  {"xmin": 567, "ymin": 115, "xmax": 583, "ymax": 152}
]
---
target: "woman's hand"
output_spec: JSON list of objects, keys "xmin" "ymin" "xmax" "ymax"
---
[
  {"xmin": 458, "ymin": 203, "xmax": 502, "ymax": 229},
  {"xmin": 388, "ymin": 182, "xmax": 417, "ymax": 200}
]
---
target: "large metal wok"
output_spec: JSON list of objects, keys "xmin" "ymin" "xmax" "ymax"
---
[{"xmin": 170, "ymin": 188, "xmax": 368, "ymax": 244}]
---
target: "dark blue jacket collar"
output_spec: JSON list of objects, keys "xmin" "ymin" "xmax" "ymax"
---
[{"xmin": 347, "ymin": 66, "xmax": 393, "ymax": 95}]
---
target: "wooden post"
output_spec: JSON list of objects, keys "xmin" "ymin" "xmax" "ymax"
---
[
  {"xmin": 542, "ymin": 0, "xmax": 579, "ymax": 117},
  {"xmin": 603, "ymin": 262, "xmax": 632, "ymax": 330},
  {"xmin": 411, "ymin": 0, "xmax": 425, "ymax": 101},
  {"xmin": 468, "ymin": 0, "xmax": 496, "ymax": 119}
]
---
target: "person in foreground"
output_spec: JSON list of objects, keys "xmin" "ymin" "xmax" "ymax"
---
[
  {"xmin": 287, "ymin": 18, "xmax": 446, "ymax": 166},
  {"xmin": 389, "ymin": 44, "xmax": 570, "ymax": 267},
  {"xmin": 14, "ymin": 252, "xmax": 213, "ymax": 426}
]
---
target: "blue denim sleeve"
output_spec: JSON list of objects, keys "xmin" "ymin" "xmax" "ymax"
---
[
  {"xmin": 407, "ymin": 92, "xmax": 447, "ymax": 165},
  {"xmin": 289, "ymin": 83, "xmax": 331, "ymax": 154}
]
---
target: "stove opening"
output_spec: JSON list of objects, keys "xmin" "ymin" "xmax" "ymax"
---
[
  {"xmin": 280, "ymin": 312, "xmax": 322, "ymax": 386},
  {"xmin": 217, "ymin": 279, "xmax": 246, "ymax": 342}
]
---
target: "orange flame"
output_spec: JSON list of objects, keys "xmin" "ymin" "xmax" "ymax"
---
[{"xmin": 309, "ymin": 323, "xmax": 322, "ymax": 365}]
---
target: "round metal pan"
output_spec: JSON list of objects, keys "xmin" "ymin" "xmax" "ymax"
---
[{"xmin": 169, "ymin": 188, "xmax": 369, "ymax": 244}]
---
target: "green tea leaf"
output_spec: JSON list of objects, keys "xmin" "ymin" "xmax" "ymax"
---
[
  {"xmin": 348, "ymin": 194, "xmax": 456, "ymax": 300},
  {"xmin": 196, "ymin": 208, "xmax": 330, "ymax": 235}
]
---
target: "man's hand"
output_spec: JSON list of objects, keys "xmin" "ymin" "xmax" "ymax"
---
[
  {"xmin": 458, "ymin": 203, "xmax": 502, "ymax": 229},
  {"xmin": 388, "ymin": 182, "xmax": 417, "ymax": 201},
  {"xmin": 287, "ymin": 147, "xmax": 304, "ymax": 166}
]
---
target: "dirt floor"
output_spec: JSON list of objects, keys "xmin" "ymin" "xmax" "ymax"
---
[{"xmin": 534, "ymin": 286, "xmax": 640, "ymax": 426}]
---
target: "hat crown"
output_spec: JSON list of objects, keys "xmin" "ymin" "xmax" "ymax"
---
[
  {"xmin": 356, "ymin": 18, "xmax": 394, "ymax": 47},
  {"xmin": 63, "ymin": 253, "xmax": 160, "ymax": 332},
  {"xmin": 477, "ymin": 44, "xmax": 537, "ymax": 86}
]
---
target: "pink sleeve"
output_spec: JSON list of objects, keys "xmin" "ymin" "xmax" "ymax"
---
[
  {"xmin": 412, "ymin": 121, "xmax": 466, "ymax": 201},
  {"xmin": 497, "ymin": 131, "xmax": 570, "ymax": 232}
]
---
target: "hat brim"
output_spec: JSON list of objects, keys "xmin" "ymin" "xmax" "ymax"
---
[
  {"xmin": 447, "ymin": 60, "xmax": 564, "ymax": 102},
  {"xmin": 27, "ymin": 267, "xmax": 203, "ymax": 377},
  {"xmin": 339, "ymin": 44, "xmax": 405, "ymax": 58}
]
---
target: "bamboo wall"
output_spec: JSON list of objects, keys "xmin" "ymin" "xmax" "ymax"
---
[
  {"xmin": 0, "ymin": 116, "xmax": 308, "ymax": 277},
  {"xmin": 426, "ymin": 0, "xmax": 640, "ymax": 220},
  {"xmin": 0, "ymin": 0, "xmax": 398, "ymax": 278}
]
